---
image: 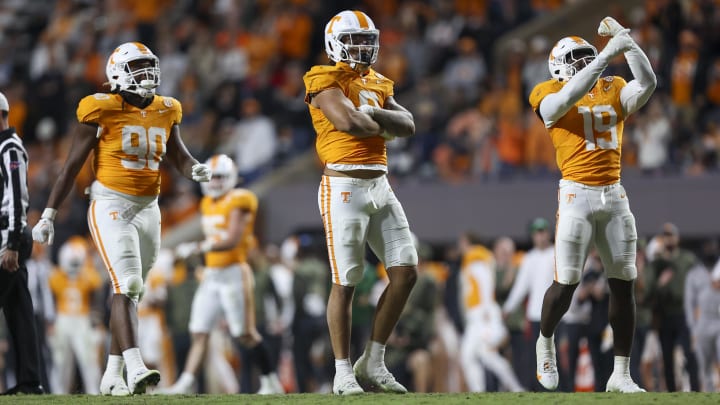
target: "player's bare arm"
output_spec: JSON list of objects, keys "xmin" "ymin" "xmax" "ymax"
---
[
  {"xmin": 165, "ymin": 125, "xmax": 201, "ymax": 179},
  {"xmin": 45, "ymin": 123, "xmax": 99, "ymax": 210},
  {"xmin": 311, "ymin": 87, "xmax": 381, "ymax": 137},
  {"xmin": 365, "ymin": 96, "xmax": 415, "ymax": 138},
  {"xmin": 207, "ymin": 208, "xmax": 249, "ymax": 252}
]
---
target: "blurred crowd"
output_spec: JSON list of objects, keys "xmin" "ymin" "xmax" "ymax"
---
[{"xmin": 0, "ymin": 0, "xmax": 720, "ymax": 395}]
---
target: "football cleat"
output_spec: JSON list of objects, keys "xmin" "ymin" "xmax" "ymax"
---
[
  {"xmin": 353, "ymin": 353, "xmax": 407, "ymax": 393},
  {"xmin": 127, "ymin": 368, "xmax": 161, "ymax": 395},
  {"xmin": 332, "ymin": 373, "xmax": 364, "ymax": 395},
  {"xmin": 606, "ymin": 374, "xmax": 646, "ymax": 393},
  {"xmin": 536, "ymin": 336, "xmax": 559, "ymax": 391},
  {"xmin": 100, "ymin": 375, "xmax": 131, "ymax": 397}
]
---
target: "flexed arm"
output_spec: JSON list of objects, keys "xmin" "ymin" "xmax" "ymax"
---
[
  {"xmin": 359, "ymin": 96, "xmax": 415, "ymax": 138},
  {"xmin": 539, "ymin": 26, "xmax": 635, "ymax": 126}
]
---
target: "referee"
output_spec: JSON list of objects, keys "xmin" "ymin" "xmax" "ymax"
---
[{"xmin": 0, "ymin": 91, "xmax": 43, "ymax": 395}]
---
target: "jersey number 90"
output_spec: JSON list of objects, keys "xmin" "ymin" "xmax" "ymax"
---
[{"xmin": 121, "ymin": 125, "xmax": 167, "ymax": 171}]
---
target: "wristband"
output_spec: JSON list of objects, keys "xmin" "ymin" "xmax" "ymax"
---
[{"xmin": 41, "ymin": 208, "xmax": 57, "ymax": 221}]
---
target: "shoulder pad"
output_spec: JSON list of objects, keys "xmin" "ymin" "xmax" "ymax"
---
[
  {"xmin": 529, "ymin": 80, "xmax": 561, "ymax": 111},
  {"xmin": 76, "ymin": 93, "xmax": 120, "ymax": 124},
  {"xmin": 303, "ymin": 65, "xmax": 353, "ymax": 96}
]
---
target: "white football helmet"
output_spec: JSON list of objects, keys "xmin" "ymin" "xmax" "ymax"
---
[
  {"xmin": 106, "ymin": 42, "xmax": 161, "ymax": 98},
  {"xmin": 548, "ymin": 36, "xmax": 598, "ymax": 82},
  {"xmin": 58, "ymin": 237, "xmax": 88, "ymax": 277},
  {"xmin": 200, "ymin": 154, "xmax": 238, "ymax": 198},
  {"xmin": 325, "ymin": 10, "xmax": 379, "ymax": 67}
]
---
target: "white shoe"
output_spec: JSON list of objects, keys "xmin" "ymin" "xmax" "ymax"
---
[
  {"xmin": 100, "ymin": 375, "xmax": 130, "ymax": 396},
  {"xmin": 257, "ymin": 373, "xmax": 285, "ymax": 394},
  {"xmin": 353, "ymin": 353, "xmax": 407, "ymax": 393},
  {"xmin": 127, "ymin": 368, "xmax": 161, "ymax": 395},
  {"xmin": 536, "ymin": 336, "xmax": 559, "ymax": 391},
  {"xmin": 606, "ymin": 374, "xmax": 646, "ymax": 393},
  {"xmin": 332, "ymin": 373, "xmax": 364, "ymax": 395}
]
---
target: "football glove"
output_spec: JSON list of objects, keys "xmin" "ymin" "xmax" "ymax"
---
[
  {"xmin": 175, "ymin": 242, "xmax": 200, "ymax": 260},
  {"xmin": 32, "ymin": 208, "xmax": 57, "ymax": 245},
  {"xmin": 598, "ymin": 16, "xmax": 625, "ymax": 37},
  {"xmin": 191, "ymin": 163, "xmax": 212, "ymax": 182}
]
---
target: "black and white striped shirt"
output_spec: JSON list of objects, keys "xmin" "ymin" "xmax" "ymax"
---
[{"xmin": 0, "ymin": 127, "xmax": 29, "ymax": 251}]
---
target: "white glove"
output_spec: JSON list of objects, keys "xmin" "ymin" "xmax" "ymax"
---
[
  {"xmin": 191, "ymin": 163, "xmax": 212, "ymax": 182},
  {"xmin": 598, "ymin": 28, "xmax": 634, "ymax": 61},
  {"xmin": 175, "ymin": 242, "xmax": 200, "ymax": 260},
  {"xmin": 598, "ymin": 16, "xmax": 626, "ymax": 37},
  {"xmin": 358, "ymin": 104, "xmax": 377, "ymax": 117},
  {"xmin": 32, "ymin": 208, "xmax": 57, "ymax": 245}
]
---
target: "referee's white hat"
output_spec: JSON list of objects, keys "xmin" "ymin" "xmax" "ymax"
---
[{"xmin": 0, "ymin": 92, "xmax": 8, "ymax": 112}]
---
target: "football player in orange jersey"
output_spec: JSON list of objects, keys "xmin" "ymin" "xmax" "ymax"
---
[
  {"xmin": 303, "ymin": 10, "xmax": 417, "ymax": 395},
  {"xmin": 47, "ymin": 236, "xmax": 103, "ymax": 394},
  {"xmin": 529, "ymin": 17, "xmax": 656, "ymax": 393},
  {"xmin": 31, "ymin": 42, "xmax": 212, "ymax": 396},
  {"xmin": 160, "ymin": 154, "xmax": 283, "ymax": 395}
]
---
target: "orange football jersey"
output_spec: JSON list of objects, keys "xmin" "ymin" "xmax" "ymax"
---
[
  {"xmin": 200, "ymin": 188, "xmax": 258, "ymax": 268},
  {"xmin": 461, "ymin": 245, "xmax": 493, "ymax": 309},
  {"xmin": 303, "ymin": 62, "xmax": 394, "ymax": 167},
  {"xmin": 76, "ymin": 93, "xmax": 182, "ymax": 196},
  {"xmin": 49, "ymin": 266, "xmax": 102, "ymax": 316},
  {"xmin": 529, "ymin": 76, "xmax": 627, "ymax": 185}
]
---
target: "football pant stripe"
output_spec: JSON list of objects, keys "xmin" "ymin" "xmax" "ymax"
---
[
  {"xmin": 322, "ymin": 176, "xmax": 340, "ymax": 284},
  {"xmin": 88, "ymin": 200, "xmax": 121, "ymax": 293}
]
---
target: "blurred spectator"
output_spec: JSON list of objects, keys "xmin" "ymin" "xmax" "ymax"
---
[
  {"xmin": 645, "ymin": 222, "xmax": 700, "ymax": 391},
  {"xmin": 502, "ymin": 218, "xmax": 555, "ymax": 390}
]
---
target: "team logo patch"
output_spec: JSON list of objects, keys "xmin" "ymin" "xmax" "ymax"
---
[
  {"xmin": 341, "ymin": 191, "xmax": 351, "ymax": 203},
  {"xmin": 163, "ymin": 98, "xmax": 173, "ymax": 108},
  {"xmin": 9, "ymin": 161, "xmax": 20, "ymax": 170}
]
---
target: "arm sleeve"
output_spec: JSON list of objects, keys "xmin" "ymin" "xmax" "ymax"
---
[
  {"xmin": 619, "ymin": 44, "xmax": 657, "ymax": 116},
  {"xmin": 538, "ymin": 57, "xmax": 610, "ymax": 127}
]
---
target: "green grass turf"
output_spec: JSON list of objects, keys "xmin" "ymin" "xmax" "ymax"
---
[{"xmin": 0, "ymin": 392, "xmax": 717, "ymax": 405}]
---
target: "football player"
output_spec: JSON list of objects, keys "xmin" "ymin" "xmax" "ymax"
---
[
  {"xmin": 31, "ymin": 42, "xmax": 212, "ymax": 396},
  {"xmin": 47, "ymin": 236, "xmax": 103, "ymax": 394},
  {"xmin": 161, "ymin": 154, "xmax": 283, "ymax": 395},
  {"xmin": 303, "ymin": 10, "xmax": 417, "ymax": 395},
  {"xmin": 529, "ymin": 17, "xmax": 656, "ymax": 393}
]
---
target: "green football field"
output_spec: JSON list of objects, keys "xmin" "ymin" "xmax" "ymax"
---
[{"xmin": 0, "ymin": 392, "xmax": 717, "ymax": 404}]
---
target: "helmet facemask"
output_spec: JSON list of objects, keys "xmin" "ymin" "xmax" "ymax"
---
[
  {"xmin": 115, "ymin": 57, "xmax": 160, "ymax": 98},
  {"xmin": 324, "ymin": 11, "xmax": 380, "ymax": 70},
  {"xmin": 106, "ymin": 43, "xmax": 161, "ymax": 99},
  {"xmin": 560, "ymin": 47, "xmax": 596, "ymax": 79},
  {"xmin": 548, "ymin": 37, "xmax": 598, "ymax": 82},
  {"xmin": 336, "ymin": 32, "xmax": 379, "ymax": 66}
]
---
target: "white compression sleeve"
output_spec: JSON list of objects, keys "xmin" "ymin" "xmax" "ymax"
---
[
  {"xmin": 619, "ymin": 44, "xmax": 657, "ymax": 116},
  {"xmin": 538, "ymin": 55, "xmax": 610, "ymax": 127}
]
